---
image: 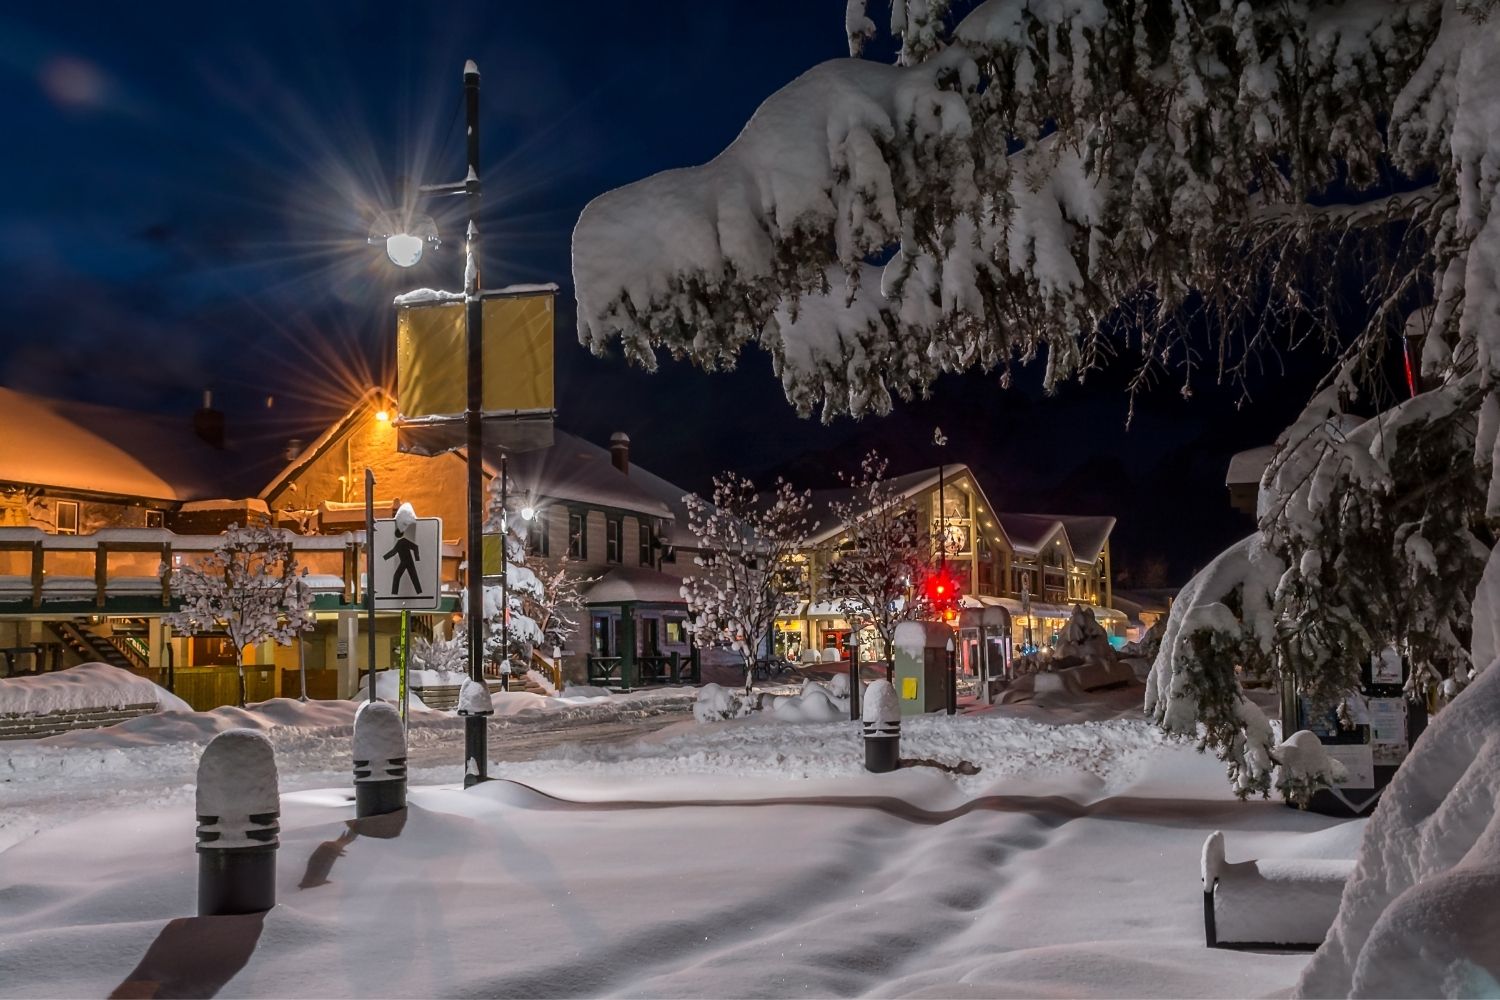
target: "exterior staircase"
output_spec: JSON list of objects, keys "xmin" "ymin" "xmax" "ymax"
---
[{"xmin": 48, "ymin": 621, "xmax": 149, "ymax": 673}]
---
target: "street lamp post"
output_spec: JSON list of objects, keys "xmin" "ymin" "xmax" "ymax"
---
[
  {"xmin": 499, "ymin": 452, "xmax": 510, "ymax": 690},
  {"xmin": 373, "ymin": 61, "xmax": 489, "ymax": 785},
  {"xmin": 460, "ymin": 61, "xmax": 488, "ymax": 785}
]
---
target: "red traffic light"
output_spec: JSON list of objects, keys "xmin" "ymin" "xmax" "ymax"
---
[{"xmin": 925, "ymin": 567, "xmax": 961, "ymax": 612}]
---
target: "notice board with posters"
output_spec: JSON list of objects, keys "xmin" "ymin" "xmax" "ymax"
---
[{"xmin": 394, "ymin": 286, "xmax": 556, "ymax": 455}]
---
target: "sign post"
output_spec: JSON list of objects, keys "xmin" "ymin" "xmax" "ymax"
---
[{"xmin": 371, "ymin": 509, "xmax": 442, "ymax": 716}]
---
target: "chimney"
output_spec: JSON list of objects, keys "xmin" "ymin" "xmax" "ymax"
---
[
  {"xmin": 609, "ymin": 431, "xmax": 630, "ymax": 474},
  {"xmin": 194, "ymin": 389, "xmax": 225, "ymax": 449},
  {"xmin": 284, "ymin": 438, "xmax": 304, "ymax": 462}
]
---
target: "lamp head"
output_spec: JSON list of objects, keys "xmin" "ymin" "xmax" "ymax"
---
[{"xmin": 369, "ymin": 211, "xmax": 440, "ymax": 268}]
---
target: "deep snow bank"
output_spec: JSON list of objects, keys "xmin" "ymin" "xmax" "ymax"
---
[
  {"xmin": 1296, "ymin": 662, "xmax": 1500, "ymax": 997},
  {"xmin": 0, "ymin": 662, "xmax": 189, "ymax": 715}
]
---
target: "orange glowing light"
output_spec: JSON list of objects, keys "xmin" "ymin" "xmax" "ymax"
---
[{"xmin": 375, "ymin": 409, "xmax": 391, "ymax": 423}]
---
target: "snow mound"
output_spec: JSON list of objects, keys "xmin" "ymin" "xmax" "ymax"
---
[
  {"xmin": 0, "ymin": 663, "xmax": 190, "ymax": 715},
  {"xmin": 457, "ymin": 678, "xmax": 493, "ymax": 716},
  {"xmin": 353, "ymin": 672, "xmax": 431, "ymax": 712},
  {"xmin": 561, "ymin": 683, "xmax": 612, "ymax": 700},
  {"xmin": 767, "ymin": 682, "xmax": 849, "ymax": 723},
  {"xmin": 1296, "ymin": 660, "xmax": 1500, "ymax": 997},
  {"xmin": 526, "ymin": 668, "xmax": 558, "ymax": 696},
  {"xmin": 31, "ymin": 697, "xmax": 453, "ymax": 749},
  {"xmin": 863, "ymin": 679, "xmax": 900, "ymax": 725}
]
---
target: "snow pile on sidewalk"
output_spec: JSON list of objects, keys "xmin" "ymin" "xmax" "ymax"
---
[
  {"xmin": 354, "ymin": 672, "xmax": 431, "ymax": 711},
  {"xmin": 31, "ymin": 697, "xmax": 457, "ymax": 749},
  {"xmin": 0, "ymin": 662, "xmax": 189, "ymax": 715},
  {"xmin": 506, "ymin": 710, "xmax": 1173, "ymax": 789},
  {"xmin": 765, "ymin": 680, "xmax": 848, "ymax": 722},
  {"xmin": 1296, "ymin": 661, "xmax": 1500, "ymax": 997}
]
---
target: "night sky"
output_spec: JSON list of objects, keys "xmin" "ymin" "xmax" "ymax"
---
[{"xmin": 1, "ymin": 2, "xmax": 1359, "ymax": 585}]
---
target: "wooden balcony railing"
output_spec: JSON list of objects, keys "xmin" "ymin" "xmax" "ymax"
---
[{"xmin": 0, "ymin": 527, "xmax": 463, "ymax": 613}]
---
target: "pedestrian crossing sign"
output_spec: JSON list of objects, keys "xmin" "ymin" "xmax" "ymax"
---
[{"xmin": 371, "ymin": 516, "xmax": 442, "ymax": 610}]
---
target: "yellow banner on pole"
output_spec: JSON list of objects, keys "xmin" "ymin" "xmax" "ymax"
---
[{"xmin": 394, "ymin": 288, "xmax": 556, "ymax": 454}]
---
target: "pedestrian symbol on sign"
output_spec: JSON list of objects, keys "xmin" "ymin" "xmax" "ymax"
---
[
  {"xmin": 372, "ymin": 506, "xmax": 442, "ymax": 610},
  {"xmin": 384, "ymin": 530, "xmax": 424, "ymax": 595}
]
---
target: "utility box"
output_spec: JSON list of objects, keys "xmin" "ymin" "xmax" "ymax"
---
[{"xmin": 893, "ymin": 621, "xmax": 954, "ymax": 716}]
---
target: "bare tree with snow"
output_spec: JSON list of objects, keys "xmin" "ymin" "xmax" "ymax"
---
[
  {"xmin": 683, "ymin": 475, "xmax": 815, "ymax": 693},
  {"xmin": 822, "ymin": 450, "xmax": 934, "ymax": 668},
  {"xmin": 166, "ymin": 523, "xmax": 315, "ymax": 708}
]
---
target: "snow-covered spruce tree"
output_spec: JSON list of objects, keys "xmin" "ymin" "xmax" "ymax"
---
[
  {"xmin": 682, "ymin": 475, "xmax": 815, "ymax": 693},
  {"xmin": 822, "ymin": 450, "xmax": 934, "ymax": 665},
  {"xmin": 166, "ymin": 523, "xmax": 314, "ymax": 707},
  {"xmin": 575, "ymin": 8, "xmax": 1500, "ymax": 986},
  {"xmin": 480, "ymin": 475, "xmax": 547, "ymax": 671},
  {"xmin": 1146, "ymin": 376, "xmax": 1487, "ymax": 800}
]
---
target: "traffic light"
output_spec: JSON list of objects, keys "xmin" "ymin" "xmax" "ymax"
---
[{"xmin": 925, "ymin": 565, "xmax": 961, "ymax": 621}]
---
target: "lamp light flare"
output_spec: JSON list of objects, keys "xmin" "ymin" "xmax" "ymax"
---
[
  {"xmin": 375, "ymin": 409, "xmax": 391, "ymax": 422},
  {"xmin": 520, "ymin": 506, "xmax": 536, "ymax": 521}
]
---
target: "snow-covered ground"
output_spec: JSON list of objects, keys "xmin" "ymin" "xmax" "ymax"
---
[{"xmin": 0, "ymin": 682, "xmax": 1362, "ymax": 998}]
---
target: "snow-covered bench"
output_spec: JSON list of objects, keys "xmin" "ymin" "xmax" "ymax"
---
[{"xmin": 1201, "ymin": 831, "xmax": 1353, "ymax": 949}]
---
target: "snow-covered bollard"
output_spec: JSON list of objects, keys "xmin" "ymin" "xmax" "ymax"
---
[
  {"xmin": 456, "ymin": 678, "xmax": 493, "ymax": 787},
  {"xmin": 196, "ymin": 729, "xmax": 279, "ymax": 917},
  {"xmin": 861, "ymin": 679, "xmax": 900, "ymax": 773},
  {"xmin": 353, "ymin": 701, "xmax": 407, "ymax": 818}
]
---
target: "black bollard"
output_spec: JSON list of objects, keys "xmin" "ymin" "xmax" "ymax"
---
[
  {"xmin": 456, "ymin": 678, "xmax": 495, "ymax": 786},
  {"xmin": 861, "ymin": 679, "xmax": 900, "ymax": 773},
  {"xmin": 196, "ymin": 729, "xmax": 279, "ymax": 916},
  {"xmin": 848, "ymin": 645, "xmax": 860, "ymax": 722},
  {"xmin": 354, "ymin": 701, "xmax": 408, "ymax": 818}
]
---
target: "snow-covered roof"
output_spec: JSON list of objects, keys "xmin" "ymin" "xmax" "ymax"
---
[
  {"xmin": 1225, "ymin": 445, "xmax": 1277, "ymax": 487},
  {"xmin": 258, "ymin": 391, "xmax": 684, "ymax": 526},
  {"xmin": 0, "ymin": 386, "xmax": 264, "ymax": 502},
  {"xmin": 619, "ymin": 460, "xmax": 704, "ymax": 549},
  {"xmin": 803, "ymin": 464, "xmax": 1009, "ymax": 548},
  {"xmin": 995, "ymin": 513, "xmax": 1067, "ymax": 555},
  {"xmin": 489, "ymin": 431, "xmax": 672, "ymax": 521},
  {"xmin": 1032, "ymin": 514, "xmax": 1115, "ymax": 564},
  {"xmin": 581, "ymin": 566, "xmax": 687, "ymax": 606}
]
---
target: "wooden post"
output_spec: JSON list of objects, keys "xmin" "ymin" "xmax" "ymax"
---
[
  {"xmin": 30, "ymin": 540, "xmax": 43, "ymax": 607},
  {"xmin": 618, "ymin": 609, "xmax": 636, "ymax": 691},
  {"xmin": 94, "ymin": 542, "xmax": 108, "ymax": 607}
]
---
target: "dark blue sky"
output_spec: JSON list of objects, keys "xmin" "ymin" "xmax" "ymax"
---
[{"xmin": 0, "ymin": 2, "xmax": 1336, "ymax": 581}]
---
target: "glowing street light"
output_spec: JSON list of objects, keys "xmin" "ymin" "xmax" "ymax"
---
[{"xmin": 368, "ymin": 211, "xmax": 440, "ymax": 268}]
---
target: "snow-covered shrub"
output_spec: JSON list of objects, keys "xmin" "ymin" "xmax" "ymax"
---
[
  {"xmin": 693, "ymin": 683, "xmax": 757, "ymax": 723},
  {"xmin": 412, "ymin": 631, "xmax": 468, "ymax": 675},
  {"xmin": 1272, "ymin": 731, "xmax": 1348, "ymax": 809}
]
